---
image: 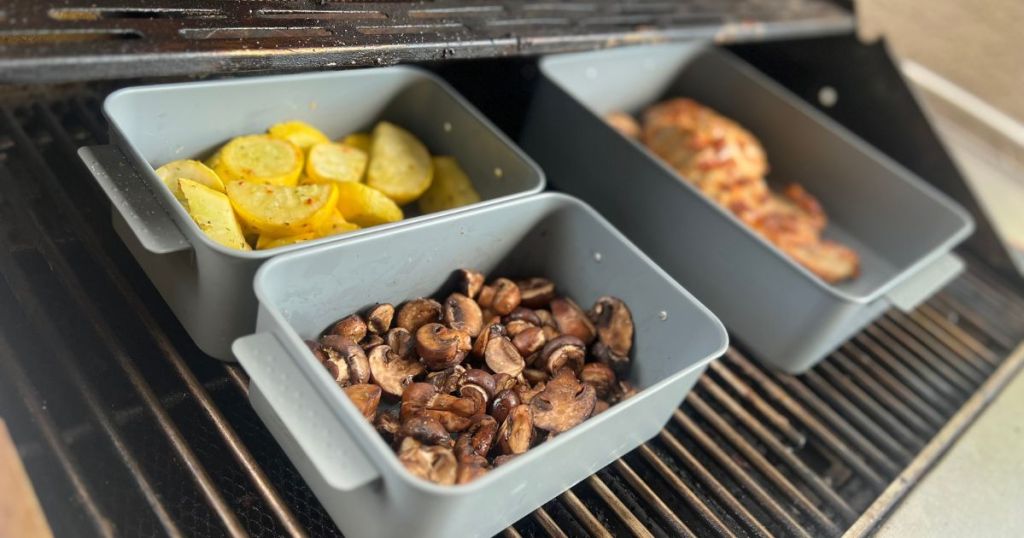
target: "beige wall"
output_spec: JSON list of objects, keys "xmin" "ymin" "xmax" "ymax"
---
[{"xmin": 858, "ymin": 0, "xmax": 1024, "ymax": 123}]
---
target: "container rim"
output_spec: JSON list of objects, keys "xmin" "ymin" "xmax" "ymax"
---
[
  {"xmin": 251, "ymin": 192, "xmax": 729, "ymax": 496},
  {"xmin": 538, "ymin": 43, "xmax": 975, "ymax": 305},
  {"xmin": 101, "ymin": 64, "xmax": 546, "ymax": 260}
]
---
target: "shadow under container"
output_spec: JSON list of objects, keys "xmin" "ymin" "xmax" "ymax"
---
[
  {"xmin": 78, "ymin": 65, "xmax": 544, "ymax": 360},
  {"xmin": 233, "ymin": 193, "xmax": 728, "ymax": 538}
]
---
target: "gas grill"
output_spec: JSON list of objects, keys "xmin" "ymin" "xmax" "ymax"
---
[{"xmin": 1, "ymin": 2, "xmax": 1022, "ymax": 537}]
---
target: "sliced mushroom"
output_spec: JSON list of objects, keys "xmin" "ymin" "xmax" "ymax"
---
[
  {"xmin": 517, "ymin": 278, "xmax": 556, "ymax": 308},
  {"xmin": 305, "ymin": 340, "xmax": 327, "ymax": 363},
  {"xmin": 426, "ymin": 365, "xmax": 466, "ymax": 395},
  {"xmin": 489, "ymin": 388, "xmax": 521, "ymax": 425},
  {"xmin": 454, "ymin": 414, "xmax": 498, "ymax": 459},
  {"xmin": 492, "ymin": 454, "xmax": 518, "ymax": 467},
  {"xmin": 589, "ymin": 296, "xmax": 634, "ymax": 357},
  {"xmin": 395, "ymin": 298, "xmax": 442, "ymax": 333},
  {"xmin": 492, "ymin": 373, "xmax": 517, "ymax": 393},
  {"xmin": 472, "ymin": 319, "xmax": 504, "ymax": 358},
  {"xmin": 320, "ymin": 335, "xmax": 371, "ymax": 386},
  {"xmin": 375, "ymin": 409, "xmax": 401, "ymax": 443},
  {"xmin": 550, "ymin": 298, "xmax": 596, "ymax": 344},
  {"xmin": 539, "ymin": 335, "xmax": 586, "ymax": 376},
  {"xmin": 456, "ymin": 454, "xmax": 490, "ymax": 484},
  {"xmin": 610, "ymin": 380, "xmax": 638, "ymax": 404},
  {"xmin": 592, "ymin": 341, "xmax": 630, "ymax": 378},
  {"xmin": 477, "ymin": 285, "xmax": 496, "ymax": 310},
  {"xmin": 534, "ymin": 309, "xmax": 557, "ymax": 329},
  {"xmin": 400, "ymin": 382, "xmax": 475, "ymax": 432},
  {"xmin": 579, "ymin": 362, "xmax": 616, "ymax": 399},
  {"xmin": 443, "ymin": 293, "xmax": 483, "ymax": 337},
  {"xmin": 343, "ymin": 384, "xmax": 381, "ymax": 420},
  {"xmin": 458, "ymin": 369, "xmax": 496, "ymax": 414},
  {"xmin": 385, "ymin": 327, "xmax": 415, "ymax": 360},
  {"xmin": 398, "ymin": 438, "xmax": 457, "ymax": 485},
  {"xmin": 515, "ymin": 381, "xmax": 546, "ymax": 404},
  {"xmin": 490, "ymin": 278, "xmax": 521, "ymax": 315},
  {"xmin": 522, "ymin": 368, "xmax": 549, "ymax": 386},
  {"xmin": 416, "ymin": 323, "xmax": 471, "ymax": 371},
  {"xmin": 484, "ymin": 336, "xmax": 525, "ymax": 377},
  {"xmin": 504, "ymin": 307, "xmax": 542, "ymax": 326},
  {"xmin": 541, "ymin": 325, "xmax": 561, "ymax": 342},
  {"xmin": 457, "ymin": 268, "xmax": 485, "ymax": 300},
  {"xmin": 366, "ymin": 303, "xmax": 395, "ymax": 335},
  {"xmin": 325, "ymin": 314, "xmax": 367, "ymax": 343},
  {"xmin": 399, "ymin": 413, "xmax": 452, "ymax": 446},
  {"xmin": 591, "ymin": 399, "xmax": 610, "ymax": 417},
  {"xmin": 530, "ymin": 369, "xmax": 597, "ymax": 433},
  {"xmin": 362, "ymin": 334, "xmax": 385, "ymax": 350},
  {"xmin": 498, "ymin": 405, "xmax": 535, "ymax": 454},
  {"xmin": 504, "ymin": 319, "xmax": 534, "ymax": 337},
  {"xmin": 368, "ymin": 344, "xmax": 424, "ymax": 397},
  {"xmin": 512, "ymin": 326, "xmax": 546, "ymax": 357}
]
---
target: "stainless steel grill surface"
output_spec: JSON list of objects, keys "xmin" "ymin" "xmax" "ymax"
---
[{"xmin": 1, "ymin": 91, "xmax": 1023, "ymax": 537}]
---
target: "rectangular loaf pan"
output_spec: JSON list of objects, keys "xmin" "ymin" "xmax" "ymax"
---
[
  {"xmin": 521, "ymin": 43, "xmax": 974, "ymax": 373},
  {"xmin": 78, "ymin": 65, "xmax": 544, "ymax": 360},
  {"xmin": 232, "ymin": 193, "xmax": 727, "ymax": 538}
]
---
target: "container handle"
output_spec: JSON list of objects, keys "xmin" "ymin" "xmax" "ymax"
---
[
  {"xmin": 886, "ymin": 253, "xmax": 964, "ymax": 311},
  {"xmin": 232, "ymin": 332, "xmax": 380, "ymax": 491},
  {"xmin": 78, "ymin": 145, "xmax": 190, "ymax": 255}
]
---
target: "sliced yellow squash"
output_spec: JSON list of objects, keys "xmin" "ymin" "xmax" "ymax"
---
[
  {"xmin": 213, "ymin": 134, "xmax": 304, "ymax": 186},
  {"xmin": 226, "ymin": 180, "xmax": 338, "ymax": 237},
  {"xmin": 317, "ymin": 210, "xmax": 361, "ymax": 238},
  {"xmin": 155, "ymin": 159, "xmax": 224, "ymax": 204},
  {"xmin": 268, "ymin": 120, "xmax": 330, "ymax": 151},
  {"xmin": 340, "ymin": 132, "xmax": 372, "ymax": 153},
  {"xmin": 256, "ymin": 232, "xmax": 317, "ymax": 250},
  {"xmin": 418, "ymin": 156, "xmax": 481, "ymax": 214},
  {"xmin": 178, "ymin": 179, "xmax": 250, "ymax": 251},
  {"xmin": 334, "ymin": 181, "xmax": 403, "ymax": 228},
  {"xmin": 306, "ymin": 142, "xmax": 368, "ymax": 184},
  {"xmin": 366, "ymin": 121, "xmax": 433, "ymax": 205}
]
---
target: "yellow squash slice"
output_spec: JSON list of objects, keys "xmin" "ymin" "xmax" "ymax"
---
[
  {"xmin": 213, "ymin": 134, "xmax": 304, "ymax": 186},
  {"xmin": 340, "ymin": 132, "xmax": 371, "ymax": 153},
  {"xmin": 268, "ymin": 120, "xmax": 330, "ymax": 151},
  {"xmin": 418, "ymin": 156, "xmax": 481, "ymax": 214},
  {"xmin": 226, "ymin": 180, "xmax": 338, "ymax": 237},
  {"xmin": 178, "ymin": 179, "xmax": 250, "ymax": 251},
  {"xmin": 306, "ymin": 142, "xmax": 368, "ymax": 184},
  {"xmin": 334, "ymin": 181, "xmax": 403, "ymax": 228},
  {"xmin": 256, "ymin": 232, "xmax": 317, "ymax": 250},
  {"xmin": 317, "ymin": 210, "xmax": 360, "ymax": 238},
  {"xmin": 366, "ymin": 121, "xmax": 433, "ymax": 205},
  {"xmin": 155, "ymin": 159, "xmax": 224, "ymax": 204}
]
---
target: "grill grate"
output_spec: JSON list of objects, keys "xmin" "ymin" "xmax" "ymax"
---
[
  {"xmin": 0, "ymin": 89, "xmax": 1022, "ymax": 538},
  {"xmin": 0, "ymin": 0, "xmax": 853, "ymax": 84}
]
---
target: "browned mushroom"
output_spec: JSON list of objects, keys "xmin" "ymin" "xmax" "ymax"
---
[
  {"xmin": 366, "ymin": 303, "xmax": 395, "ymax": 335},
  {"xmin": 609, "ymin": 380, "xmax": 638, "ymax": 404},
  {"xmin": 522, "ymin": 368, "xmax": 549, "ymax": 386},
  {"xmin": 320, "ymin": 335, "xmax": 371, "ymax": 386},
  {"xmin": 343, "ymin": 384, "xmax": 381, "ymax": 420},
  {"xmin": 484, "ymin": 336, "xmax": 525, "ymax": 377},
  {"xmin": 490, "ymin": 278, "xmax": 521, "ymax": 315},
  {"xmin": 489, "ymin": 388, "xmax": 521, "ymax": 425},
  {"xmin": 455, "ymin": 454, "xmax": 490, "ymax": 484},
  {"xmin": 458, "ymin": 369, "xmax": 496, "ymax": 414},
  {"xmin": 514, "ymin": 381, "xmax": 546, "ymax": 404},
  {"xmin": 454, "ymin": 415, "xmax": 498, "ymax": 459},
  {"xmin": 398, "ymin": 438, "xmax": 457, "ymax": 485},
  {"xmin": 385, "ymin": 327, "xmax": 415, "ymax": 359},
  {"xmin": 579, "ymin": 362, "xmax": 616, "ymax": 399},
  {"xmin": 362, "ymin": 334, "xmax": 385, "ymax": 350},
  {"xmin": 504, "ymin": 307, "xmax": 542, "ymax": 326},
  {"xmin": 368, "ymin": 344, "xmax": 424, "ymax": 397},
  {"xmin": 518, "ymin": 278, "xmax": 556, "ymax": 308},
  {"xmin": 443, "ymin": 293, "xmax": 483, "ymax": 337},
  {"xmin": 550, "ymin": 298, "xmax": 596, "ymax": 344},
  {"xmin": 492, "ymin": 454, "xmax": 518, "ymax": 467},
  {"xmin": 504, "ymin": 320, "xmax": 533, "ymax": 338},
  {"xmin": 591, "ymin": 399, "xmax": 610, "ymax": 417},
  {"xmin": 541, "ymin": 325, "xmax": 561, "ymax": 342},
  {"xmin": 400, "ymin": 383, "xmax": 475, "ymax": 432},
  {"xmin": 325, "ymin": 314, "xmax": 367, "ymax": 343},
  {"xmin": 416, "ymin": 323, "xmax": 471, "ymax": 370},
  {"xmin": 305, "ymin": 340, "xmax": 327, "ymax": 363},
  {"xmin": 512, "ymin": 326, "xmax": 546, "ymax": 358},
  {"xmin": 426, "ymin": 365, "xmax": 466, "ymax": 395},
  {"xmin": 399, "ymin": 413, "xmax": 452, "ymax": 446},
  {"xmin": 534, "ymin": 309, "xmax": 557, "ymax": 329},
  {"xmin": 530, "ymin": 369, "xmax": 597, "ymax": 433},
  {"xmin": 589, "ymin": 296, "xmax": 634, "ymax": 357},
  {"xmin": 492, "ymin": 373, "xmax": 517, "ymax": 393},
  {"xmin": 538, "ymin": 335, "xmax": 586, "ymax": 376},
  {"xmin": 477, "ymin": 285, "xmax": 496, "ymax": 310},
  {"xmin": 457, "ymin": 268, "xmax": 485, "ymax": 300},
  {"xmin": 375, "ymin": 409, "xmax": 401, "ymax": 443},
  {"xmin": 592, "ymin": 341, "xmax": 630, "ymax": 378},
  {"xmin": 472, "ymin": 319, "xmax": 504, "ymax": 358},
  {"xmin": 395, "ymin": 298, "xmax": 442, "ymax": 333},
  {"xmin": 498, "ymin": 405, "xmax": 535, "ymax": 454}
]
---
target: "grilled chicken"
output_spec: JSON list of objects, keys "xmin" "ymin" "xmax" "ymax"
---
[{"xmin": 622, "ymin": 98, "xmax": 859, "ymax": 283}]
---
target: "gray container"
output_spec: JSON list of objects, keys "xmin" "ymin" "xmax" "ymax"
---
[
  {"xmin": 233, "ymin": 193, "xmax": 727, "ymax": 538},
  {"xmin": 521, "ymin": 43, "xmax": 974, "ymax": 373},
  {"xmin": 78, "ymin": 66, "xmax": 544, "ymax": 360}
]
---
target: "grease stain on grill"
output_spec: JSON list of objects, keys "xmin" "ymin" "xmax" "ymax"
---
[
  {"xmin": 48, "ymin": 7, "xmax": 223, "ymax": 21},
  {"xmin": 180, "ymin": 27, "xmax": 333, "ymax": 40},
  {"xmin": 357, "ymin": 23, "xmax": 465, "ymax": 36}
]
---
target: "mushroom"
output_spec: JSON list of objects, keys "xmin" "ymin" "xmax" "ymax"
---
[
  {"xmin": 592, "ymin": 341, "xmax": 630, "ymax": 378},
  {"xmin": 457, "ymin": 268, "xmax": 485, "ymax": 300},
  {"xmin": 550, "ymin": 298, "xmax": 596, "ymax": 344},
  {"xmin": 343, "ymin": 384, "xmax": 381, "ymax": 420},
  {"xmin": 589, "ymin": 296, "xmax": 634, "ymax": 357},
  {"xmin": 458, "ymin": 369, "xmax": 496, "ymax": 415},
  {"xmin": 518, "ymin": 278, "xmax": 555, "ymax": 308},
  {"xmin": 365, "ymin": 303, "xmax": 395, "ymax": 335},
  {"xmin": 385, "ymin": 327, "xmax": 415, "ymax": 359},
  {"xmin": 454, "ymin": 414, "xmax": 498, "ymax": 459},
  {"xmin": 504, "ymin": 307, "xmax": 542, "ymax": 327},
  {"xmin": 398, "ymin": 438, "xmax": 457, "ymax": 485},
  {"xmin": 395, "ymin": 298, "xmax": 443, "ymax": 333},
  {"xmin": 591, "ymin": 400, "xmax": 610, "ymax": 417},
  {"xmin": 522, "ymin": 368, "xmax": 549, "ymax": 386},
  {"xmin": 484, "ymin": 336, "xmax": 525, "ymax": 377},
  {"xmin": 534, "ymin": 309, "xmax": 557, "ymax": 329},
  {"xmin": 512, "ymin": 326, "xmax": 546, "ymax": 358},
  {"xmin": 368, "ymin": 344, "xmax": 424, "ymax": 397},
  {"xmin": 539, "ymin": 335, "xmax": 586, "ymax": 376},
  {"xmin": 362, "ymin": 334, "xmax": 385, "ymax": 350},
  {"xmin": 477, "ymin": 285, "xmax": 496, "ymax": 310},
  {"xmin": 504, "ymin": 319, "xmax": 534, "ymax": 337},
  {"xmin": 530, "ymin": 369, "xmax": 597, "ymax": 433},
  {"xmin": 514, "ymin": 381, "xmax": 546, "ymax": 404},
  {"xmin": 305, "ymin": 340, "xmax": 327, "ymax": 363},
  {"xmin": 472, "ymin": 319, "xmax": 504, "ymax": 358},
  {"xmin": 426, "ymin": 365, "xmax": 466, "ymax": 395},
  {"xmin": 400, "ymin": 382, "xmax": 475, "ymax": 432},
  {"xmin": 415, "ymin": 323, "xmax": 471, "ymax": 371},
  {"xmin": 490, "ymin": 278, "xmax": 521, "ymax": 315},
  {"xmin": 579, "ymin": 362, "xmax": 616, "ymax": 399},
  {"xmin": 492, "ymin": 454, "xmax": 518, "ymax": 467},
  {"xmin": 492, "ymin": 373, "xmax": 517, "ymax": 393},
  {"xmin": 489, "ymin": 388, "xmax": 521, "ymax": 425},
  {"xmin": 375, "ymin": 409, "xmax": 401, "ymax": 443},
  {"xmin": 541, "ymin": 325, "xmax": 561, "ymax": 342},
  {"xmin": 456, "ymin": 454, "xmax": 490, "ymax": 484},
  {"xmin": 610, "ymin": 380, "xmax": 638, "ymax": 404},
  {"xmin": 320, "ymin": 335, "xmax": 371, "ymax": 386},
  {"xmin": 325, "ymin": 314, "xmax": 367, "ymax": 343},
  {"xmin": 443, "ymin": 293, "xmax": 483, "ymax": 337},
  {"xmin": 399, "ymin": 413, "xmax": 453, "ymax": 447},
  {"xmin": 497, "ymin": 405, "xmax": 535, "ymax": 454}
]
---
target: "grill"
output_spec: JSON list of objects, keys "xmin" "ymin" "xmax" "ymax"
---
[{"xmin": 1, "ymin": 89, "xmax": 1023, "ymax": 537}]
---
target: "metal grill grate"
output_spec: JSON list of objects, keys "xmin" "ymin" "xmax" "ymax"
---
[
  {"xmin": 0, "ymin": 89, "xmax": 1022, "ymax": 538},
  {"xmin": 0, "ymin": 0, "xmax": 853, "ymax": 83}
]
